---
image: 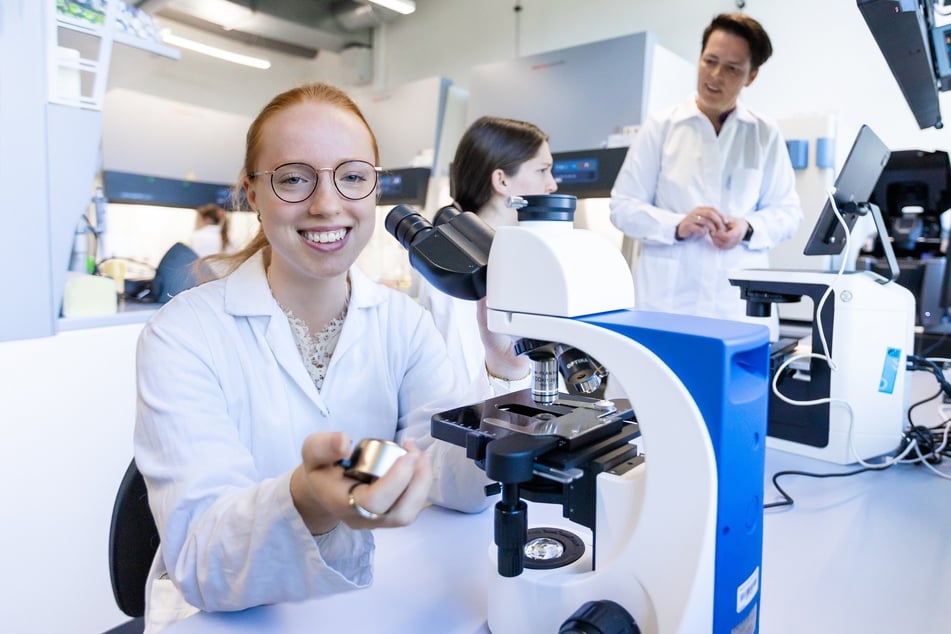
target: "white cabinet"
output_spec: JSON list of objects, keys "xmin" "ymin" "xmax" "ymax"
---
[
  {"xmin": 0, "ymin": 1, "xmax": 177, "ymax": 342},
  {"xmin": 50, "ymin": 0, "xmax": 179, "ymax": 109}
]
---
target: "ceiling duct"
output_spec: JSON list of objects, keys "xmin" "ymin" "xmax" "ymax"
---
[{"xmin": 135, "ymin": 0, "xmax": 401, "ymax": 57}]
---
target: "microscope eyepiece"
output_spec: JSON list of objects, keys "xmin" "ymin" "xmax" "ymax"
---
[
  {"xmin": 384, "ymin": 204, "xmax": 495, "ymax": 301},
  {"xmin": 433, "ymin": 203, "xmax": 462, "ymax": 226},
  {"xmin": 384, "ymin": 204, "xmax": 433, "ymax": 250}
]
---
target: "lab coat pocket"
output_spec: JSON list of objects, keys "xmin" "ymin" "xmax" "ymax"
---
[
  {"xmin": 726, "ymin": 167, "xmax": 762, "ymax": 215},
  {"xmin": 637, "ymin": 245, "xmax": 682, "ymax": 312}
]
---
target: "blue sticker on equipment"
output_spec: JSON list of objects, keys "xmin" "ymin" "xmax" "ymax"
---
[{"xmin": 879, "ymin": 347, "xmax": 901, "ymax": 394}]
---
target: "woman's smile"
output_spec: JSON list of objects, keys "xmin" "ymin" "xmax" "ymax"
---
[{"xmin": 300, "ymin": 226, "xmax": 350, "ymax": 250}]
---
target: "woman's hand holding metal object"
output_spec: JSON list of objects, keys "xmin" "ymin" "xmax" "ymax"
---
[{"xmin": 290, "ymin": 433, "xmax": 433, "ymax": 535}]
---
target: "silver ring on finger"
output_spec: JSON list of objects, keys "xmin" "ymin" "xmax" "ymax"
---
[{"xmin": 349, "ymin": 482, "xmax": 384, "ymax": 520}]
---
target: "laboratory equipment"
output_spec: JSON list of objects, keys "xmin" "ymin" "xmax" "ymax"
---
[
  {"xmin": 101, "ymin": 170, "xmax": 233, "ymax": 208},
  {"xmin": 377, "ymin": 167, "xmax": 431, "ymax": 208},
  {"xmin": 860, "ymin": 149, "xmax": 951, "ymax": 331},
  {"xmin": 858, "ymin": 0, "xmax": 951, "ymax": 129},
  {"xmin": 551, "ymin": 148, "xmax": 628, "ymax": 199},
  {"xmin": 467, "ymin": 32, "xmax": 693, "ymax": 153},
  {"xmin": 386, "ymin": 195, "xmax": 770, "ymax": 634},
  {"xmin": 68, "ymin": 186, "xmax": 109, "ymax": 274},
  {"xmin": 729, "ymin": 126, "xmax": 916, "ymax": 464}
]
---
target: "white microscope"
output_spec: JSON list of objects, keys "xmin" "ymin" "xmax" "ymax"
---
[{"xmin": 387, "ymin": 194, "xmax": 771, "ymax": 634}]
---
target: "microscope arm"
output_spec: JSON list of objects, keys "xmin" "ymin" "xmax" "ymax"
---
[{"xmin": 485, "ymin": 309, "xmax": 726, "ymax": 634}]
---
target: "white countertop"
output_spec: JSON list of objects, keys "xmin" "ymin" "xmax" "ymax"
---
[
  {"xmin": 57, "ymin": 301, "xmax": 157, "ymax": 331},
  {"xmin": 164, "ymin": 448, "xmax": 951, "ymax": 634}
]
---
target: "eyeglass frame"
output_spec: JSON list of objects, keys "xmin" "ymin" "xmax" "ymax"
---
[{"xmin": 249, "ymin": 160, "xmax": 383, "ymax": 203}]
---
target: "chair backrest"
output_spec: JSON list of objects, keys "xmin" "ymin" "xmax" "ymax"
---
[
  {"xmin": 109, "ymin": 459, "xmax": 160, "ymax": 618},
  {"xmin": 151, "ymin": 242, "xmax": 199, "ymax": 304}
]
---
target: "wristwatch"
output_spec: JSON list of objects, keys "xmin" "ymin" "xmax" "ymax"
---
[{"xmin": 742, "ymin": 222, "xmax": 754, "ymax": 242}]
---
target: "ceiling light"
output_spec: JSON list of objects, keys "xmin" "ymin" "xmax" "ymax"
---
[
  {"xmin": 366, "ymin": 0, "xmax": 416, "ymax": 15},
  {"xmin": 161, "ymin": 30, "xmax": 272, "ymax": 70},
  {"xmin": 154, "ymin": 0, "xmax": 256, "ymax": 30}
]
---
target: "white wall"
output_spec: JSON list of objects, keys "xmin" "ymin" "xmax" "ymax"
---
[
  {"xmin": 380, "ymin": 0, "xmax": 950, "ymax": 162},
  {"xmin": 106, "ymin": 0, "xmax": 951, "ymax": 162}
]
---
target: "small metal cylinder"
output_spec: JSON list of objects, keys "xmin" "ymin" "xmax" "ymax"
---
[
  {"xmin": 530, "ymin": 352, "xmax": 558, "ymax": 404},
  {"xmin": 343, "ymin": 439, "xmax": 407, "ymax": 483}
]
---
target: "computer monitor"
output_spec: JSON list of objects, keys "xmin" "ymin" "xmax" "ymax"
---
[
  {"xmin": 550, "ymin": 147, "xmax": 628, "ymax": 199},
  {"xmin": 377, "ymin": 167, "xmax": 430, "ymax": 207},
  {"xmin": 804, "ymin": 125, "xmax": 892, "ymax": 257},
  {"xmin": 102, "ymin": 170, "xmax": 233, "ymax": 208},
  {"xmin": 858, "ymin": 0, "xmax": 951, "ymax": 130}
]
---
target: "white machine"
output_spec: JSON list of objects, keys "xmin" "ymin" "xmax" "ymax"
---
[
  {"xmin": 730, "ymin": 125, "xmax": 916, "ymax": 466},
  {"xmin": 729, "ymin": 269, "xmax": 914, "ymax": 464},
  {"xmin": 386, "ymin": 195, "xmax": 771, "ymax": 634}
]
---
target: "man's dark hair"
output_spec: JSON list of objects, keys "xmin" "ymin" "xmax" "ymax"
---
[{"xmin": 702, "ymin": 13, "xmax": 773, "ymax": 70}]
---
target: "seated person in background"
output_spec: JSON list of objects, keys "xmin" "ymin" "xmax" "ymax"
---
[
  {"xmin": 134, "ymin": 83, "xmax": 529, "ymax": 633},
  {"xmin": 609, "ymin": 12, "xmax": 801, "ymax": 338},
  {"xmin": 417, "ymin": 115, "xmax": 558, "ymax": 386},
  {"xmin": 189, "ymin": 203, "xmax": 232, "ymax": 257}
]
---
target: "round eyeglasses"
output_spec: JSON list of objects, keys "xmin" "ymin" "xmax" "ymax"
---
[{"xmin": 250, "ymin": 160, "xmax": 382, "ymax": 203}]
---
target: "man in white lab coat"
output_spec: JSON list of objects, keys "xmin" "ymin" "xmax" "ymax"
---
[{"xmin": 610, "ymin": 12, "xmax": 801, "ymax": 337}]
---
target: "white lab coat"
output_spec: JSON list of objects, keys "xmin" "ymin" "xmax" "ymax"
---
[
  {"xmin": 134, "ymin": 251, "xmax": 493, "ymax": 632},
  {"xmin": 188, "ymin": 224, "xmax": 226, "ymax": 258},
  {"xmin": 610, "ymin": 97, "xmax": 802, "ymax": 333},
  {"xmin": 415, "ymin": 275, "xmax": 485, "ymax": 388}
]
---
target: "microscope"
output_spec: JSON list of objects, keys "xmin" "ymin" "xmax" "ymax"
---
[
  {"xmin": 729, "ymin": 125, "xmax": 916, "ymax": 465},
  {"xmin": 859, "ymin": 148, "xmax": 951, "ymax": 333},
  {"xmin": 386, "ymin": 195, "xmax": 770, "ymax": 634}
]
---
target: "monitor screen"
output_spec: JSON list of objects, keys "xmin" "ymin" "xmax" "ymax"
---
[
  {"xmin": 102, "ymin": 170, "xmax": 233, "ymax": 208},
  {"xmin": 934, "ymin": 20, "xmax": 951, "ymax": 90},
  {"xmin": 551, "ymin": 147, "xmax": 628, "ymax": 199},
  {"xmin": 803, "ymin": 125, "xmax": 892, "ymax": 256},
  {"xmin": 858, "ymin": 0, "xmax": 948, "ymax": 129},
  {"xmin": 377, "ymin": 167, "xmax": 431, "ymax": 207},
  {"xmin": 379, "ymin": 174, "xmax": 405, "ymax": 197}
]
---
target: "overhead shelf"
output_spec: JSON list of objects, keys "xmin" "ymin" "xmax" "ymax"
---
[
  {"xmin": 55, "ymin": 12, "xmax": 104, "ymax": 36},
  {"xmin": 50, "ymin": 0, "xmax": 179, "ymax": 109},
  {"xmin": 112, "ymin": 31, "xmax": 180, "ymax": 59}
]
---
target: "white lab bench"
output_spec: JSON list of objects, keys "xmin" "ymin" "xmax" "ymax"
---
[
  {"xmin": 3, "ymin": 313, "xmax": 948, "ymax": 634},
  {"xmin": 58, "ymin": 301, "xmax": 158, "ymax": 331},
  {"xmin": 163, "ymin": 448, "xmax": 951, "ymax": 634}
]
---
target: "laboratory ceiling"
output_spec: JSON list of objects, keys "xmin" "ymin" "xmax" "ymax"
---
[{"xmin": 134, "ymin": 0, "xmax": 411, "ymax": 56}]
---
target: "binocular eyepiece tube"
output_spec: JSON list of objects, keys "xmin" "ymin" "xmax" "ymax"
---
[{"xmin": 385, "ymin": 204, "xmax": 435, "ymax": 251}]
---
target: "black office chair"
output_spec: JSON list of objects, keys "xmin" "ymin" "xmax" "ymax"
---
[{"xmin": 109, "ymin": 459, "xmax": 160, "ymax": 618}]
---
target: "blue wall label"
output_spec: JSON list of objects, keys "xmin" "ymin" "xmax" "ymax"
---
[{"xmin": 879, "ymin": 347, "xmax": 902, "ymax": 394}]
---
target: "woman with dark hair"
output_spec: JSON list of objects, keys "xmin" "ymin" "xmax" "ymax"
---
[
  {"xmin": 134, "ymin": 83, "xmax": 527, "ymax": 632},
  {"xmin": 418, "ymin": 115, "xmax": 558, "ymax": 386}
]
